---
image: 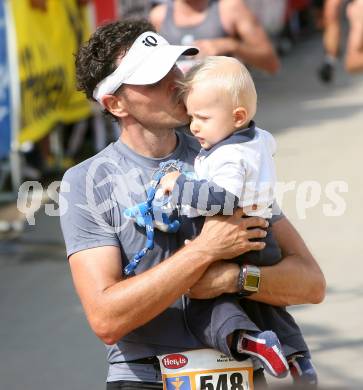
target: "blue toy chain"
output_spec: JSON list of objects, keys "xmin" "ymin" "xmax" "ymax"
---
[{"xmin": 124, "ymin": 160, "xmax": 184, "ymax": 276}]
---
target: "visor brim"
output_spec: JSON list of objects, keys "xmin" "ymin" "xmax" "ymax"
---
[{"xmin": 122, "ymin": 45, "xmax": 199, "ymax": 86}]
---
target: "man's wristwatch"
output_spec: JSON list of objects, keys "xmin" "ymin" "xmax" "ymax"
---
[{"xmin": 236, "ymin": 264, "xmax": 261, "ymax": 297}]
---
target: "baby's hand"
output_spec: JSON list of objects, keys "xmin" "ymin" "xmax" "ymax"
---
[{"xmin": 160, "ymin": 171, "xmax": 181, "ymax": 195}]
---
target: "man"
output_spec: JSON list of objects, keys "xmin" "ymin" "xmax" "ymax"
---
[
  {"xmin": 60, "ymin": 19, "xmax": 325, "ymax": 389},
  {"xmin": 149, "ymin": 0, "xmax": 280, "ymax": 74}
]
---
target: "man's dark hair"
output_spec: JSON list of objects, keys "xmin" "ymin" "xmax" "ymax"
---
[{"xmin": 76, "ymin": 19, "xmax": 155, "ymax": 102}]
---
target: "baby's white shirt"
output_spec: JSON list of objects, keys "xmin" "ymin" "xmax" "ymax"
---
[{"xmin": 191, "ymin": 125, "xmax": 277, "ymax": 218}]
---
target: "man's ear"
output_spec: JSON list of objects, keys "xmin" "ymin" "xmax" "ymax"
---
[
  {"xmin": 233, "ymin": 107, "xmax": 248, "ymax": 128},
  {"xmin": 101, "ymin": 94, "xmax": 128, "ymax": 118}
]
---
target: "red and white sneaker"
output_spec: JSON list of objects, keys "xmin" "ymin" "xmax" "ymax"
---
[{"xmin": 237, "ymin": 330, "xmax": 289, "ymax": 378}]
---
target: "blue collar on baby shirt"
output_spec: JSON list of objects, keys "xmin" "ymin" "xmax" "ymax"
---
[{"xmin": 199, "ymin": 120, "xmax": 256, "ymax": 158}]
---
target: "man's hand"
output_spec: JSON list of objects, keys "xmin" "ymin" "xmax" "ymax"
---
[
  {"xmin": 196, "ymin": 208, "xmax": 268, "ymax": 260},
  {"xmin": 160, "ymin": 171, "xmax": 181, "ymax": 195}
]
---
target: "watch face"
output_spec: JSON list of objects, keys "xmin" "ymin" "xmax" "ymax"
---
[{"xmin": 245, "ymin": 274, "xmax": 260, "ymax": 290}]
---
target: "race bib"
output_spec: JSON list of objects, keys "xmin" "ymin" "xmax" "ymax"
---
[{"xmin": 158, "ymin": 349, "xmax": 253, "ymax": 390}]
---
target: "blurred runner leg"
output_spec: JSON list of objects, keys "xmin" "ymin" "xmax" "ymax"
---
[{"xmin": 318, "ymin": 0, "xmax": 345, "ymax": 82}]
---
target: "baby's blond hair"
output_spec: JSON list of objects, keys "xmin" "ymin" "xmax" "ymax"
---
[{"xmin": 180, "ymin": 56, "xmax": 257, "ymax": 121}]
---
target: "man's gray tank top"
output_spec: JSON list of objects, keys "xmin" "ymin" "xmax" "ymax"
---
[{"xmin": 159, "ymin": 0, "xmax": 229, "ymax": 46}]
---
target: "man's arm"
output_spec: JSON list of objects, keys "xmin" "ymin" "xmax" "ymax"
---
[
  {"xmin": 189, "ymin": 216, "xmax": 326, "ymax": 306},
  {"xmin": 69, "ymin": 211, "xmax": 268, "ymax": 345},
  {"xmin": 193, "ymin": 0, "xmax": 280, "ymax": 74},
  {"xmin": 228, "ymin": 0, "xmax": 280, "ymax": 74},
  {"xmin": 251, "ymin": 216, "xmax": 326, "ymax": 305}
]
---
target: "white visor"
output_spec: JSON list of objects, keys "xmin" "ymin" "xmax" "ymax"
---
[{"xmin": 93, "ymin": 31, "xmax": 199, "ymax": 104}]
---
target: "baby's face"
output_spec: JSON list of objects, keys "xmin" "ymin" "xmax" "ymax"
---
[{"xmin": 185, "ymin": 82, "xmax": 237, "ymax": 150}]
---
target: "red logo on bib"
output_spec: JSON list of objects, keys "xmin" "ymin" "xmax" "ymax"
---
[{"xmin": 162, "ymin": 354, "xmax": 188, "ymax": 369}]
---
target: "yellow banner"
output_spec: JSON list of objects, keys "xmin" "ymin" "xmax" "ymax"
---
[{"xmin": 11, "ymin": 0, "xmax": 91, "ymax": 143}]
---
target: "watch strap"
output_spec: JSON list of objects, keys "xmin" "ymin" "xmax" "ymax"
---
[{"xmin": 236, "ymin": 265, "xmax": 252, "ymax": 297}]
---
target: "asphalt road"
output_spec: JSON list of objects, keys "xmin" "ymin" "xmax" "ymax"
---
[{"xmin": 1, "ymin": 33, "xmax": 363, "ymax": 389}]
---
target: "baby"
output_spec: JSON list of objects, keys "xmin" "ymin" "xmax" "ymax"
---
[{"xmin": 160, "ymin": 56, "xmax": 318, "ymax": 386}]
